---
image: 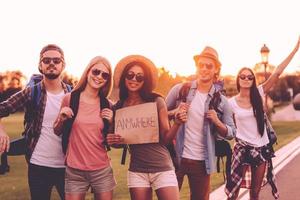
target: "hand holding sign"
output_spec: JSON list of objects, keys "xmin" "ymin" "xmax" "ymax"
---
[{"xmin": 114, "ymin": 103, "xmax": 159, "ymax": 144}]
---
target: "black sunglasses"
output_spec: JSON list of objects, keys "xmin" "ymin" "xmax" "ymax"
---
[
  {"xmin": 91, "ymin": 69, "xmax": 110, "ymax": 80},
  {"xmin": 239, "ymin": 74, "xmax": 254, "ymax": 81},
  {"xmin": 41, "ymin": 57, "xmax": 62, "ymax": 65},
  {"xmin": 125, "ymin": 72, "xmax": 145, "ymax": 83}
]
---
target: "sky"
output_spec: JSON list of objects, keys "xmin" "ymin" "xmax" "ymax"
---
[{"xmin": 0, "ymin": 0, "xmax": 300, "ymax": 79}]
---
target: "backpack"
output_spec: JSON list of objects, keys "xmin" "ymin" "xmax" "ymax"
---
[
  {"xmin": 61, "ymin": 90, "xmax": 111, "ymax": 155},
  {"xmin": 24, "ymin": 74, "xmax": 72, "ymax": 128},
  {"xmin": 0, "ymin": 74, "xmax": 72, "ymax": 174},
  {"xmin": 177, "ymin": 81, "xmax": 232, "ymax": 181}
]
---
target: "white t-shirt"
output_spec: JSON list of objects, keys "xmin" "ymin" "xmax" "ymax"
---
[
  {"xmin": 30, "ymin": 91, "xmax": 66, "ymax": 168},
  {"xmin": 182, "ymin": 91, "xmax": 208, "ymax": 160},
  {"xmin": 228, "ymin": 86, "xmax": 269, "ymax": 147}
]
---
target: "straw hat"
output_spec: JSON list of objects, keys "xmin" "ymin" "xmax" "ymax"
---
[
  {"xmin": 193, "ymin": 46, "xmax": 221, "ymax": 67},
  {"xmin": 114, "ymin": 55, "xmax": 158, "ymax": 90}
]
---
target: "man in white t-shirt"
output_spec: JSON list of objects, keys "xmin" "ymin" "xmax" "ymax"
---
[
  {"xmin": 166, "ymin": 46, "xmax": 236, "ymax": 200},
  {"xmin": 0, "ymin": 44, "xmax": 71, "ymax": 200}
]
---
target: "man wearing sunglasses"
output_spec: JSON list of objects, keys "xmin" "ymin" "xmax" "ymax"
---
[
  {"xmin": 0, "ymin": 44, "xmax": 70, "ymax": 200},
  {"xmin": 165, "ymin": 46, "xmax": 236, "ymax": 200}
]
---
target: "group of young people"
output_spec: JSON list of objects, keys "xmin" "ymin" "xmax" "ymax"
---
[{"xmin": 0, "ymin": 37, "xmax": 299, "ymax": 200}]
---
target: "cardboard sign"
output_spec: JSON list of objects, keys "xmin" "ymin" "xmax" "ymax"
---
[{"xmin": 115, "ymin": 102, "xmax": 159, "ymax": 144}]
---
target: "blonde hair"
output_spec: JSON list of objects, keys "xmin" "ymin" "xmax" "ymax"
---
[{"xmin": 73, "ymin": 56, "xmax": 113, "ymax": 97}]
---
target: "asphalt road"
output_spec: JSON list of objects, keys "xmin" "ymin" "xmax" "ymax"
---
[{"xmin": 258, "ymin": 153, "xmax": 300, "ymax": 200}]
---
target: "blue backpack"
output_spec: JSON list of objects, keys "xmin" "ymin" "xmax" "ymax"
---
[
  {"xmin": 24, "ymin": 74, "xmax": 72, "ymax": 128},
  {"xmin": 0, "ymin": 74, "xmax": 72, "ymax": 174}
]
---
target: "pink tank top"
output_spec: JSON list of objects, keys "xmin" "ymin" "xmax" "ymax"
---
[{"xmin": 62, "ymin": 94, "xmax": 110, "ymax": 171}]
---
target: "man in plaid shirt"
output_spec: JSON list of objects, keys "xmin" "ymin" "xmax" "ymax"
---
[{"xmin": 0, "ymin": 44, "xmax": 71, "ymax": 200}]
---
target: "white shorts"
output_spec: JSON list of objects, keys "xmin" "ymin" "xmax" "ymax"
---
[{"xmin": 127, "ymin": 170, "xmax": 178, "ymax": 190}]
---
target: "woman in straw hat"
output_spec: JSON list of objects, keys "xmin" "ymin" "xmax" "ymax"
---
[
  {"xmin": 54, "ymin": 56, "xmax": 116, "ymax": 200},
  {"xmin": 107, "ymin": 55, "xmax": 184, "ymax": 200},
  {"xmin": 225, "ymin": 37, "xmax": 300, "ymax": 200}
]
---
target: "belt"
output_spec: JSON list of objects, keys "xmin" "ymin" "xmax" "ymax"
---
[{"xmin": 181, "ymin": 157, "xmax": 205, "ymax": 164}]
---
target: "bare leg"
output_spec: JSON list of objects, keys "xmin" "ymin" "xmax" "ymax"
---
[
  {"xmin": 155, "ymin": 186, "xmax": 179, "ymax": 200},
  {"xmin": 249, "ymin": 162, "xmax": 267, "ymax": 200},
  {"xmin": 94, "ymin": 190, "xmax": 113, "ymax": 200},
  {"xmin": 230, "ymin": 165, "xmax": 248, "ymax": 200},
  {"xmin": 130, "ymin": 187, "xmax": 152, "ymax": 200},
  {"xmin": 65, "ymin": 193, "xmax": 85, "ymax": 200}
]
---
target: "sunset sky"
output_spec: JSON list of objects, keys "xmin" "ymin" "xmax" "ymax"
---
[{"xmin": 0, "ymin": 0, "xmax": 300, "ymax": 79}]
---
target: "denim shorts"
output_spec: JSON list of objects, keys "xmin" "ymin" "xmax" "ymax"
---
[
  {"xmin": 65, "ymin": 165, "xmax": 116, "ymax": 194},
  {"xmin": 127, "ymin": 170, "xmax": 178, "ymax": 190}
]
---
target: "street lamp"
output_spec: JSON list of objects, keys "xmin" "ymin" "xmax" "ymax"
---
[
  {"xmin": 260, "ymin": 44, "xmax": 270, "ymax": 111},
  {"xmin": 260, "ymin": 44, "xmax": 270, "ymax": 81}
]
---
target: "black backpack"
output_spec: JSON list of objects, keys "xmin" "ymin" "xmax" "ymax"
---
[
  {"xmin": 0, "ymin": 75, "xmax": 72, "ymax": 174},
  {"xmin": 177, "ymin": 81, "xmax": 232, "ymax": 181},
  {"xmin": 61, "ymin": 90, "xmax": 111, "ymax": 154}
]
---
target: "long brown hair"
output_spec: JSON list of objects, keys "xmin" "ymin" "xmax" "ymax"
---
[
  {"xmin": 73, "ymin": 56, "xmax": 113, "ymax": 97},
  {"xmin": 236, "ymin": 67, "xmax": 264, "ymax": 136}
]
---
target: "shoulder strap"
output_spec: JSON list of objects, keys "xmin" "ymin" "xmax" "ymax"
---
[
  {"xmin": 209, "ymin": 91, "xmax": 223, "ymax": 115},
  {"xmin": 69, "ymin": 91, "xmax": 80, "ymax": 116},
  {"xmin": 24, "ymin": 83, "xmax": 42, "ymax": 127},
  {"xmin": 100, "ymin": 94, "xmax": 111, "ymax": 151},
  {"xmin": 179, "ymin": 82, "xmax": 223, "ymax": 115},
  {"xmin": 66, "ymin": 84, "xmax": 72, "ymax": 92},
  {"xmin": 30, "ymin": 83, "xmax": 42, "ymax": 109},
  {"xmin": 178, "ymin": 82, "xmax": 192, "ymax": 103},
  {"xmin": 62, "ymin": 91, "xmax": 80, "ymax": 154}
]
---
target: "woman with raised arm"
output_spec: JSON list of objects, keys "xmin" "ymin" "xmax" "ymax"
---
[{"xmin": 225, "ymin": 37, "xmax": 300, "ymax": 200}]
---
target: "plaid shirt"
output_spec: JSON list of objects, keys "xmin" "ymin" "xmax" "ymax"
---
[
  {"xmin": 225, "ymin": 139, "xmax": 279, "ymax": 199},
  {"xmin": 0, "ymin": 81, "xmax": 71, "ymax": 161}
]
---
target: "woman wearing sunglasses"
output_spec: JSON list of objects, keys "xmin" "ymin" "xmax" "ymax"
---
[
  {"xmin": 54, "ymin": 56, "xmax": 116, "ymax": 200},
  {"xmin": 225, "ymin": 37, "xmax": 300, "ymax": 200},
  {"xmin": 107, "ymin": 55, "xmax": 183, "ymax": 200}
]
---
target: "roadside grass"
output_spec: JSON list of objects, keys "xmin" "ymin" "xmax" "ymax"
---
[{"xmin": 0, "ymin": 113, "xmax": 299, "ymax": 200}]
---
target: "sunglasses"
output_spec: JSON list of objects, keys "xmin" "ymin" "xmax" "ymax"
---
[
  {"xmin": 125, "ymin": 72, "xmax": 145, "ymax": 83},
  {"xmin": 239, "ymin": 74, "xmax": 254, "ymax": 81},
  {"xmin": 197, "ymin": 62, "xmax": 214, "ymax": 70},
  {"xmin": 91, "ymin": 69, "xmax": 110, "ymax": 80},
  {"xmin": 41, "ymin": 57, "xmax": 62, "ymax": 65}
]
